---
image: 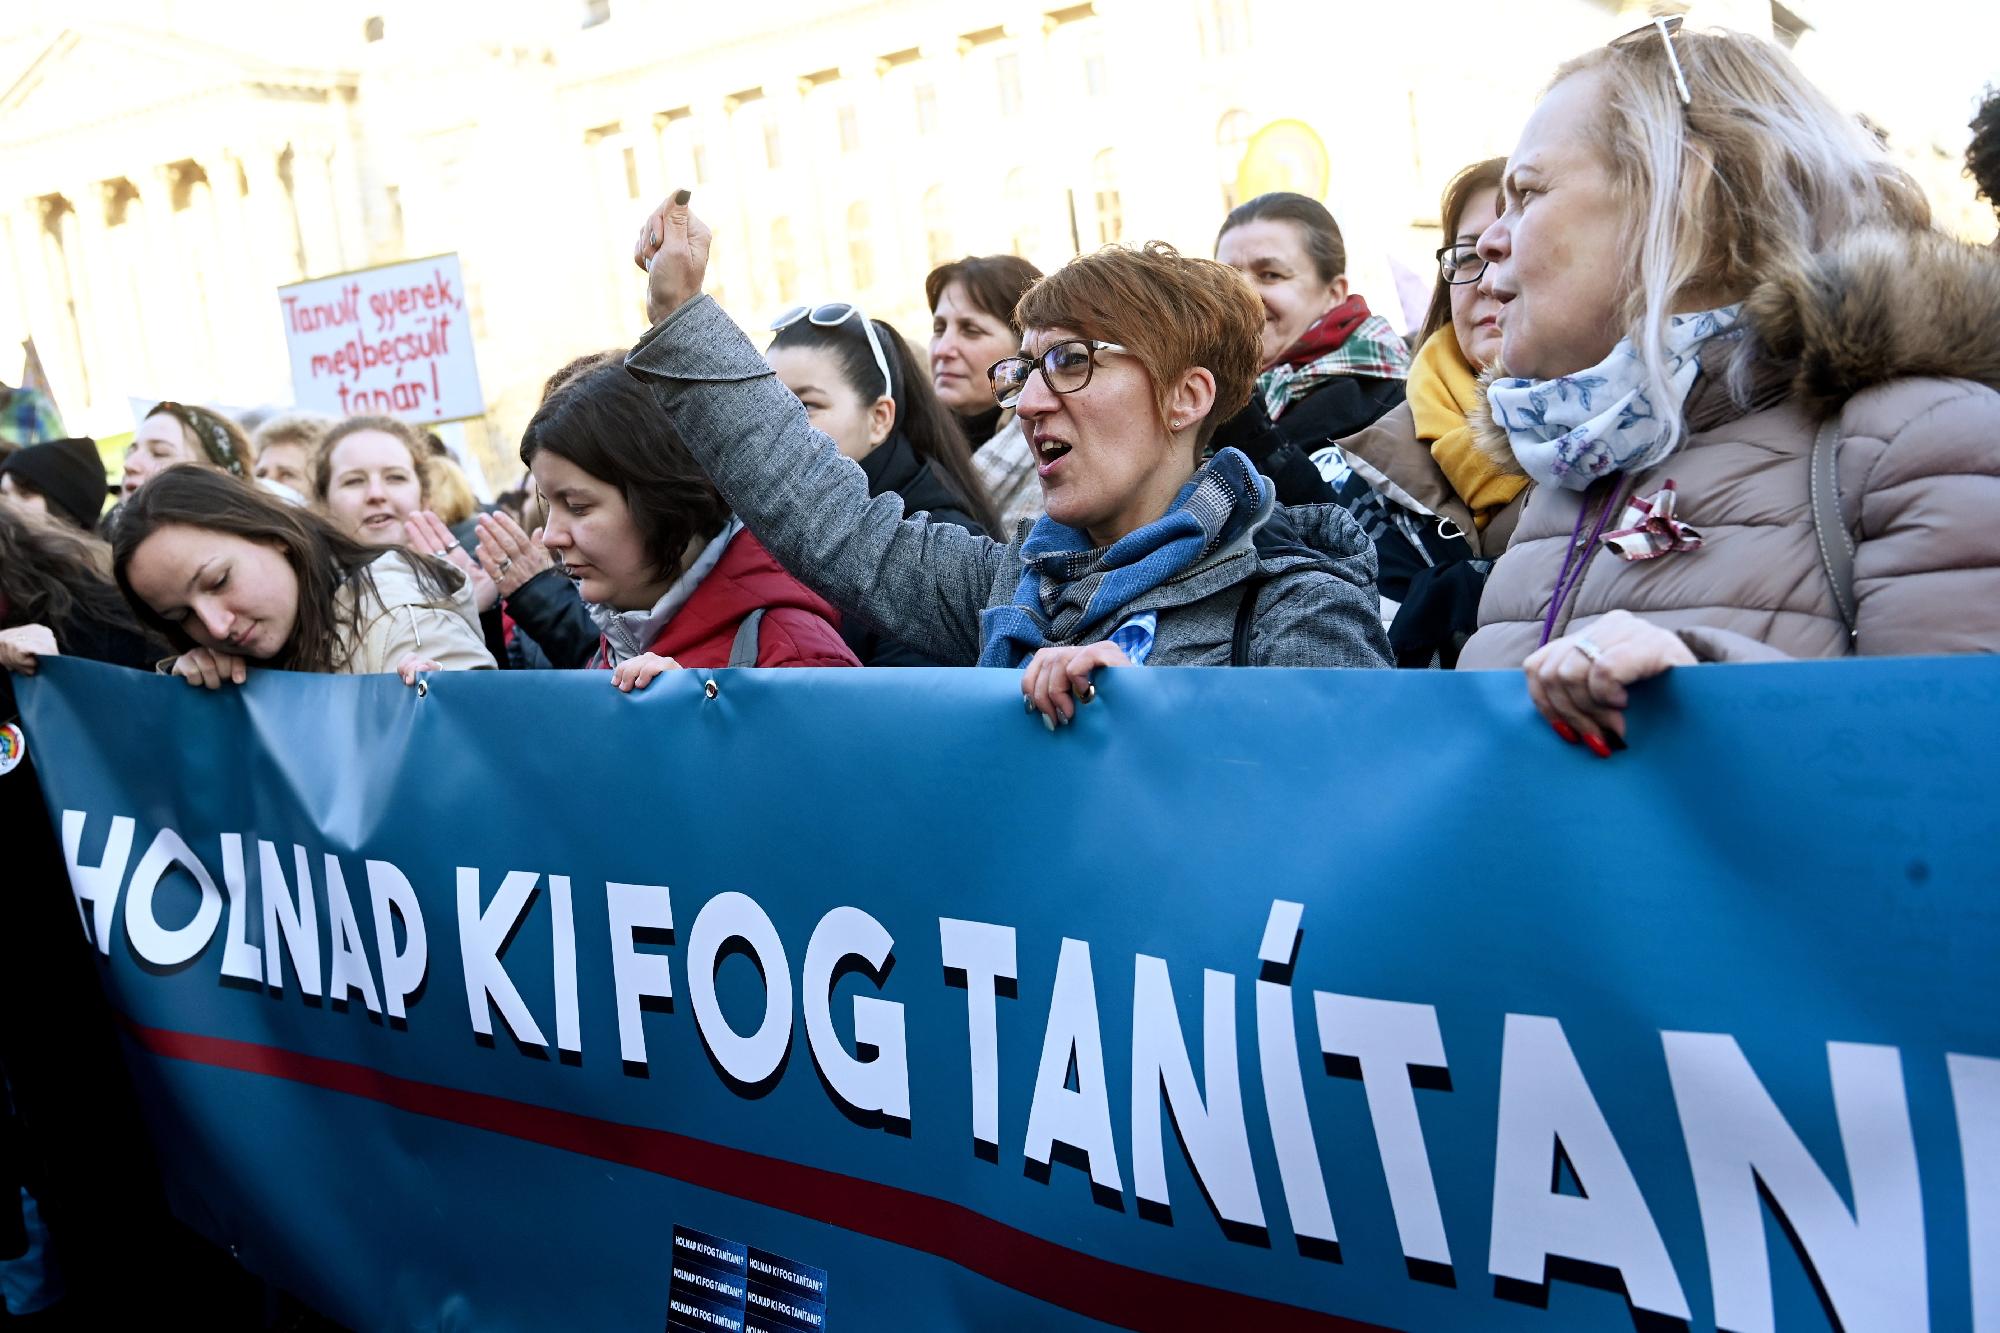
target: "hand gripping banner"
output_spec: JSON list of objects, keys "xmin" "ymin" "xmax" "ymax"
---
[{"xmin": 15, "ymin": 657, "xmax": 2000, "ymax": 1331}]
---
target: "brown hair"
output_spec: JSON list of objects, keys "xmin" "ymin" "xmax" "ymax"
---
[
  {"xmin": 145, "ymin": 402, "xmax": 256, "ymax": 476},
  {"xmin": 924, "ymin": 255, "xmax": 1044, "ymax": 336},
  {"xmin": 313, "ymin": 415, "xmax": 433, "ymax": 504},
  {"xmin": 1418, "ymin": 157, "xmax": 1508, "ymax": 349},
  {"xmin": 519, "ymin": 356, "xmax": 730, "ymax": 584},
  {"xmin": 1215, "ymin": 193, "xmax": 1347, "ymax": 284},
  {"xmin": 111, "ymin": 466, "xmax": 453, "ymax": 673},
  {"xmin": 1015, "ymin": 242, "xmax": 1264, "ymax": 453},
  {"xmin": 425, "ymin": 453, "xmax": 479, "ymax": 526},
  {"xmin": 0, "ymin": 505, "xmax": 137, "ymax": 642}
]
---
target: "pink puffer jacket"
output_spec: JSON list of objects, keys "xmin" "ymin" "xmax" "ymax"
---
[{"xmin": 1460, "ymin": 228, "xmax": 2000, "ymax": 667}]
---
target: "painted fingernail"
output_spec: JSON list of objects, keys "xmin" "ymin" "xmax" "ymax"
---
[
  {"xmin": 1023, "ymin": 697, "xmax": 1035, "ymax": 714},
  {"xmin": 1551, "ymin": 720, "xmax": 1580, "ymax": 745},
  {"xmin": 1584, "ymin": 733, "xmax": 1613, "ymax": 759},
  {"xmin": 673, "ymin": 189, "xmax": 691, "ymax": 206},
  {"xmin": 1042, "ymin": 712, "xmax": 1056, "ymax": 733}
]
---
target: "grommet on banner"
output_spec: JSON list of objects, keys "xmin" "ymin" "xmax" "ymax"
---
[
  {"xmin": 416, "ymin": 679, "xmax": 428, "ymax": 698},
  {"xmin": 703, "ymin": 679, "xmax": 719, "ymax": 700}
]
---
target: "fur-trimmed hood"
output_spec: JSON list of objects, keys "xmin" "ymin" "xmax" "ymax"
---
[{"xmin": 1469, "ymin": 227, "xmax": 2000, "ymax": 474}]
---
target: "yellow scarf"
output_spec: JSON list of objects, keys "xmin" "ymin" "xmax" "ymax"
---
[{"xmin": 1409, "ymin": 328, "xmax": 1527, "ymax": 529}]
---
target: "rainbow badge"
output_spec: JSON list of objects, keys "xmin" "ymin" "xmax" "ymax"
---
[{"xmin": 0, "ymin": 722, "xmax": 23, "ymax": 777}]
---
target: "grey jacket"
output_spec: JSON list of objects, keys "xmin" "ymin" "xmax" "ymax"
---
[{"xmin": 627, "ymin": 296, "xmax": 1391, "ymax": 669}]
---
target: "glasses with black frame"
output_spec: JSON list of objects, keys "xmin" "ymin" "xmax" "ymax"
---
[
  {"xmin": 986, "ymin": 339, "xmax": 1129, "ymax": 409},
  {"xmin": 1436, "ymin": 244, "xmax": 1488, "ymax": 286}
]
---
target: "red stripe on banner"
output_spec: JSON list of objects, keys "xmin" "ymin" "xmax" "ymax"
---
[{"xmin": 126, "ymin": 1021, "xmax": 1397, "ymax": 1333}]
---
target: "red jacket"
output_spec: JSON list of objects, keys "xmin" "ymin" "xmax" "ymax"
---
[{"xmin": 591, "ymin": 528, "xmax": 858, "ymax": 669}]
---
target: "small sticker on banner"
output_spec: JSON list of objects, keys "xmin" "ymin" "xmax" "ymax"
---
[
  {"xmin": 666, "ymin": 1226, "xmax": 825, "ymax": 1333},
  {"xmin": 0, "ymin": 723, "xmax": 24, "ymax": 776}
]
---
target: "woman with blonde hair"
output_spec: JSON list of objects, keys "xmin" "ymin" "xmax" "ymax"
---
[
  {"xmin": 1459, "ymin": 19, "xmax": 2000, "ymax": 753},
  {"xmin": 628, "ymin": 193, "xmax": 1389, "ymax": 723}
]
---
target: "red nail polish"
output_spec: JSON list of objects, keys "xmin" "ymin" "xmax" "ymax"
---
[
  {"xmin": 1551, "ymin": 720, "xmax": 1580, "ymax": 744},
  {"xmin": 1584, "ymin": 733, "xmax": 1613, "ymax": 759}
]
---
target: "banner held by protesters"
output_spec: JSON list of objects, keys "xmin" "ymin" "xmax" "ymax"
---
[{"xmin": 17, "ymin": 658, "xmax": 2000, "ymax": 1332}]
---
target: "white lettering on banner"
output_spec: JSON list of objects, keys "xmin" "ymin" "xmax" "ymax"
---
[
  {"xmin": 671, "ymin": 1267, "xmax": 744, "ymax": 1300},
  {"xmin": 277, "ymin": 256, "xmax": 484, "ymax": 421},
  {"xmin": 366, "ymin": 860, "xmax": 428, "ymax": 1021},
  {"xmin": 1664, "ymin": 1034, "xmax": 1928, "ymax": 1333},
  {"xmin": 1022, "ymin": 937, "xmax": 1123, "ymax": 1193},
  {"xmin": 1254, "ymin": 901, "xmax": 1337, "ymax": 1247},
  {"xmin": 803, "ymin": 906, "xmax": 909, "ymax": 1122},
  {"xmin": 607, "ymin": 882, "xmax": 675, "ymax": 1066},
  {"xmin": 668, "ymin": 1298, "xmax": 741, "ymax": 1330},
  {"xmin": 550, "ymin": 874, "xmax": 581, "ymax": 1056},
  {"xmin": 1314, "ymin": 992, "xmax": 1452, "ymax": 1268},
  {"xmin": 745, "ymin": 1289, "xmax": 823, "ymax": 1325},
  {"xmin": 260, "ymin": 842, "xmax": 323, "ymax": 997},
  {"xmin": 1489, "ymin": 1014, "xmax": 1689, "ymax": 1317},
  {"xmin": 687, "ymin": 891, "xmax": 793, "ymax": 1087},
  {"xmin": 60, "ymin": 810, "xmax": 134, "ymax": 952},
  {"xmin": 323, "ymin": 856, "xmax": 382, "ymax": 1015},
  {"xmin": 939, "ymin": 917, "xmax": 1017, "ymax": 1148},
  {"xmin": 216, "ymin": 834, "xmax": 264, "ymax": 982},
  {"xmin": 123, "ymin": 827, "xmax": 224, "ymax": 968},
  {"xmin": 1130, "ymin": 956, "xmax": 1263, "ymax": 1228},
  {"xmin": 1948, "ymin": 1054, "xmax": 2000, "ymax": 1333},
  {"xmin": 455, "ymin": 869, "xmax": 548, "ymax": 1047},
  {"xmin": 747, "ymin": 1257, "xmax": 825, "ymax": 1293}
]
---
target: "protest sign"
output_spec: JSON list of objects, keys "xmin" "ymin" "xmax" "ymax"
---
[
  {"xmin": 16, "ymin": 658, "xmax": 1999, "ymax": 1331},
  {"xmin": 277, "ymin": 254, "xmax": 484, "ymax": 421}
]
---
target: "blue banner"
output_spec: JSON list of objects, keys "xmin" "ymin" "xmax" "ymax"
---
[{"xmin": 16, "ymin": 656, "xmax": 2000, "ymax": 1332}]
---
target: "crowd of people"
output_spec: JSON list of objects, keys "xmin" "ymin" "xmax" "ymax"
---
[{"xmin": 3, "ymin": 18, "xmax": 2000, "ymax": 1325}]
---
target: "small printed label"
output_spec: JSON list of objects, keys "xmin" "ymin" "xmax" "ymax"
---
[{"xmin": 667, "ymin": 1226, "xmax": 825, "ymax": 1333}]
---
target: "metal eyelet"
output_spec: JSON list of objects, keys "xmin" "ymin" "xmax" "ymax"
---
[
  {"xmin": 415, "ymin": 679, "xmax": 428, "ymax": 698},
  {"xmin": 703, "ymin": 679, "xmax": 719, "ymax": 700}
]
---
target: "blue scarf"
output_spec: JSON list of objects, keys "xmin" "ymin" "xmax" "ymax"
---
[{"xmin": 976, "ymin": 448, "xmax": 1269, "ymax": 668}]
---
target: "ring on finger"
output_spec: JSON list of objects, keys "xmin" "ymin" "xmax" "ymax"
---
[
  {"xmin": 1572, "ymin": 636, "xmax": 1605, "ymax": 665},
  {"xmin": 498, "ymin": 557, "xmax": 513, "ymax": 573},
  {"xmin": 1077, "ymin": 682, "xmax": 1095, "ymax": 703},
  {"xmin": 432, "ymin": 547, "xmax": 453, "ymax": 558}
]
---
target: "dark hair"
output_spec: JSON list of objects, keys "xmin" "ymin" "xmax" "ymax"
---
[
  {"xmin": 767, "ymin": 317, "xmax": 1002, "ymax": 534},
  {"xmin": 924, "ymin": 255, "xmax": 1044, "ymax": 335},
  {"xmin": 110, "ymin": 466, "xmax": 452, "ymax": 672},
  {"xmin": 1418, "ymin": 157, "xmax": 1509, "ymax": 349},
  {"xmin": 0, "ymin": 507, "xmax": 141, "ymax": 645},
  {"xmin": 1970, "ymin": 86, "xmax": 2000, "ymax": 218},
  {"xmin": 1215, "ymin": 192, "xmax": 1346, "ymax": 284},
  {"xmin": 518, "ymin": 357, "xmax": 730, "ymax": 583},
  {"xmin": 314, "ymin": 415, "xmax": 432, "ymax": 503}
]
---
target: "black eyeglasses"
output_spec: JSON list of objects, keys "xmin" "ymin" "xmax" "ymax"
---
[
  {"xmin": 987, "ymin": 339, "xmax": 1128, "ymax": 409},
  {"xmin": 1436, "ymin": 244, "xmax": 1487, "ymax": 286},
  {"xmin": 1609, "ymin": 13, "xmax": 1691, "ymax": 107}
]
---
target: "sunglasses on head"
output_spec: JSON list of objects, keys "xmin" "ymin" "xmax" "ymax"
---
[{"xmin": 769, "ymin": 303, "xmax": 893, "ymax": 401}]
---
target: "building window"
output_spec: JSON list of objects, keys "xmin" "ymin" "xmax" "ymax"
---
[
  {"xmin": 771, "ymin": 217, "xmax": 798, "ymax": 304},
  {"xmin": 996, "ymin": 54, "xmax": 1023, "ymax": 117},
  {"xmin": 923, "ymin": 186, "xmax": 953, "ymax": 269},
  {"xmin": 1004, "ymin": 168, "xmax": 1038, "ymax": 259},
  {"xmin": 1215, "ymin": 109, "xmax": 1251, "ymax": 210},
  {"xmin": 1083, "ymin": 44, "xmax": 1108, "ymax": 98},
  {"xmin": 847, "ymin": 202, "xmax": 874, "ymax": 291},
  {"xmin": 915, "ymin": 83, "xmax": 939, "ymax": 135},
  {"xmin": 838, "ymin": 105, "xmax": 861, "ymax": 154},
  {"xmin": 582, "ymin": 0, "xmax": 611, "ymax": 28},
  {"xmin": 1092, "ymin": 150, "xmax": 1121, "ymax": 246},
  {"xmin": 363, "ymin": 15, "xmax": 385, "ymax": 41}
]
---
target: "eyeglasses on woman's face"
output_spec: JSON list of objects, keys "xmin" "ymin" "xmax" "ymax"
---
[
  {"xmin": 986, "ymin": 338, "xmax": 1129, "ymax": 409},
  {"xmin": 1437, "ymin": 244, "xmax": 1489, "ymax": 286}
]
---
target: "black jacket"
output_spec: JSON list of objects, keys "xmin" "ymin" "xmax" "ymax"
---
[
  {"xmin": 500, "ymin": 567, "xmax": 600, "ymax": 669},
  {"xmin": 844, "ymin": 432, "xmax": 987, "ymax": 667}
]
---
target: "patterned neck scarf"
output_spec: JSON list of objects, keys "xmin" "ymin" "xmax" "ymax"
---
[
  {"xmin": 147, "ymin": 401, "xmax": 248, "ymax": 478},
  {"xmin": 976, "ymin": 448, "xmax": 1270, "ymax": 668},
  {"xmin": 1259, "ymin": 297, "xmax": 1413, "ymax": 421},
  {"xmin": 1485, "ymin": 305, "xmax": 1743, "ymax": 491}
]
